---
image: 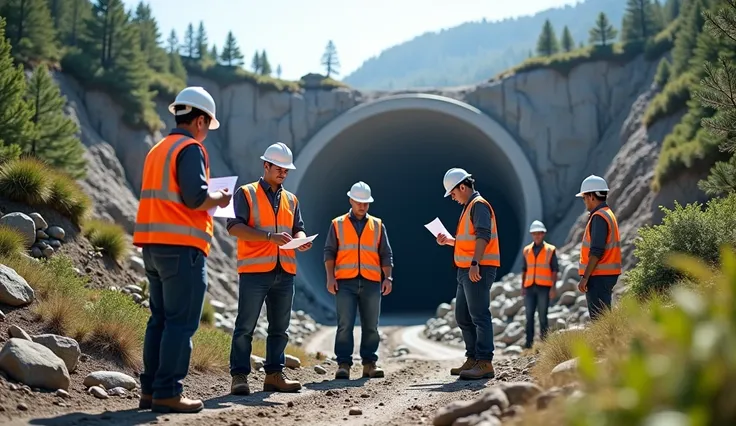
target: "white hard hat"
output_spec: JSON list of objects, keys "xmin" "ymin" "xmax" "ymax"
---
[
  {"xmin": 347, "ymin": 181, "xmax": 374, "ymax": 203},
  {"xmin": 575, "ymin": 174, "xmax": 609, "ymax": 197},
  {"xmin": 529, "ymin": 220, "xmax": 547, "ymax": 233},
  {"xmin": 168, "ymin": 86, "xmax": 220, "ymax": 130},
  {"xmin": 260, "ymin": 142, "xmax": 296, "ymax": 169},
  {"xmin": 443, "ymin": 168, "xmax": 472, "ymax": 197}
]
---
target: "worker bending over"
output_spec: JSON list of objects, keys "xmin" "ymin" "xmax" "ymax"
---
[
  {"xmin": 133, "ymin": 87, "xmax": 232, "ymax": 413},
  {"xmin": 576, "ymin": 175, "xmax": 621, "ymax": 320},
  {"xmin": 226, "ymin": 142, "xmax": 312, "ymax": 395},
  {"xmin": 436, "ymin": 168, "xmax": 499, "ymax": 380},
  {"xmin": 325, "ymin": 181, "xmax": 394, "ymax": 380},
  {"xmin": 521, "ymin": 220, "xmax": 558, "ymax": 349}
]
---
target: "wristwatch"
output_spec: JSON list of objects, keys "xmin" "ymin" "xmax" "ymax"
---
[
  {"xmin": 386, "ymin": 276, "xmax": 393, "ymax": 282},
  {"xmin": 471, "ymin": 260, "xmax": 478, "ymax": 266}
]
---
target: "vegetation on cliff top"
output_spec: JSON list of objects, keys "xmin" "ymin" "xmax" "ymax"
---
[{"xmin": 0, "ymin": 0, "xmax": 346, "ymax": 136}]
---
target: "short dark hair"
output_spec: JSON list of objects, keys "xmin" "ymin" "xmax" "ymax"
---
[
  {"xmin": 174, "ymin": 104, "xmax": 211, "ymax": 127},
  {"xmin": 590, "ymin": 191, "xmax": 607, "ymax": 202},
  {"xmin": 456, "ymin": 177, "xmax": 475, "ymax": 191}
]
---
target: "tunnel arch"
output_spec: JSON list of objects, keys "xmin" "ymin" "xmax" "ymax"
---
[{"xmin": 285, "ymin": 93, "xmax": 543, "ymax": 317}]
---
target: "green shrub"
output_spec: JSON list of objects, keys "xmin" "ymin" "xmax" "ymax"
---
[
  {"xmin": 644, "ymin": 71, "xmax": 695, "ymax": 127},
  {"xmin": 191, "ymin": 325, "xmax": 231, "ymax": 371},
  {"xmin": 643, "ymin": 18, "xmax": 680, "ymax": 60},
  {"xmin": 83, "ymin": 219, "xmax": 128, "ymax": 262},
  {"xmin": 626, "ymin": 193, "xmax": 736, "ymax": 298},
  {"xmin": 655, "ymin": 57, "xmax": 672, "ymax": 86},
  {"xmin": 200, "ymin": 295, "xmax": 215, "ymax": 325},
  {"xmin": 0, "ymin": 225, "xmax": 25, "ymax": 257},
  {"xmin": 0, "ymin": 157, "xmax": 51, "ymax": 205},
  {"xmin": 47, "ymin": 170, "xmax": 91, "ymax": 225},
  {"xmin": 563, "ymin": 246, "xmax": 736, "ymax": 425}
]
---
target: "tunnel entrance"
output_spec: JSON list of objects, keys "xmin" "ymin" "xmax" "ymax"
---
[{"xmin": 286, "ymin": 94, "xmax": 542, "ymax": 317}]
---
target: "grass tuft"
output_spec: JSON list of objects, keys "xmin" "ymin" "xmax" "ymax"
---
[
  {"xmin": 191, "ymin": 326, "xmax": 231, "ymax": 372},
  {"xmin": 0, "ymin": 225, "xmax": 25, "ymax": 257},
  {"xmin": 83, "ymin": 219, "xmax": 128, "ymax": 262},
  {"xmin": 47, "ymin": 170, "xmax": 92, "ymax": 226},
  {"xmin": 200, "ymin": 295, "xmax": 215, "ymax": 325},
  {"xmin": 0, "ymin": 157, "xmax": 52, "ymax": 205}
]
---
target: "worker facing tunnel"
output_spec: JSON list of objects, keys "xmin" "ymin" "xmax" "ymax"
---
[{"xmin": 285, "ymin": 94, "xmax": 543, "ymax": 316}]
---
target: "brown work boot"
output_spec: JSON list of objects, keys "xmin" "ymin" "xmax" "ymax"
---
[
  {"xmin": 335, "ymin": 363, "xmax": 351, "ymax": 379},
  {"xmin": 139, "ymin": 393, "xmax": 152, "ymax": 410},
  {"xmin": 263, "ymin": 371, "xmax": 302, "ymax": 392},
  {"xmin": 231, "ymin": 373, "xmax": 250, "ymax": 395},
  {"xmin": 450, "ymin": 357, "xmax": 476, "ymax": 376},
  {"xmin": 459, "ymin": 360, "xmax": 495, "ymax": 380},
  {"xmin": 362, "ymin": 362, "xmax": 385, "ymax": 378},
  {"xmin": 151, "ymin": 394, "xmax": 204, "ymax": 413}
]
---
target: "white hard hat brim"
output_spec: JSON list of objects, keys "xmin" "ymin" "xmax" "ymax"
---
[
  {"xmin": 260, "ymin": 155, "xmax": 296, "ymax": 170},
  {"xmin": 443, "ymin": 171, "xmax": 472, "ymax": 197},
  {"xmin": 347, "ymin": 191, "xmax": 374, "ymax": 203},
  {"xmin": 168, "ymin": 102, "xmax": 220, "ymax": 130},
  {"xmin": 575, "ymin": 191, "xmax": 585, "ymax": 198},
  {"xmin": 530, "ymin": 227, "xmax": 547, "ymax": 233}
]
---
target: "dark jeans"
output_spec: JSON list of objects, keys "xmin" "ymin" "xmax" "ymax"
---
[
  {"xmin": 230, "ymin": 270, "xmax": 294, "ymax": 376},
  {"xmin": 585, "ymin": 275, "xmax": 619, "ymax": 320},
  {"xmin": 334, "ymin": 278, "xmax": 382, "ymax": 366},
  {"xmin": 455, "ymin": 266, "xmax": 496, "ymax": 361},
  {"xmin": 140, "ymin": 244, "xmax": 208, "ymax": 399},
  {"xmin": 524, "ymin": 284, "xmax": 551, "ymax": 347}
]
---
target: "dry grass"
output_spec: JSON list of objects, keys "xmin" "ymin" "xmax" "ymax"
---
[
  {"xmin": 82, "ymin": 219, "xmax": 129, "ymax": 262},
  {"xmin": 0, "ymin": 225, "xmax": 25, "ymax": 257}
]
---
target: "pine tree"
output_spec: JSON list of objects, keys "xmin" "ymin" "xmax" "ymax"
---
[
  {"xmin": 276, "ymin": 63, "xmax": 282, "ymax": 79},
  {"xmin": 83, "ymin": 0, "xmax": 131, "ymax": 71},
  {"xmin": 63, "ymin": 0, "xmax": 90, "ymax": 46},
  {"xmin": 0, "ymin": 0, "xmax": 59, "ymax": 62},
  {"xmin": 194, "ymin": 21, "xmax": 208, "ymax": 60},
  {"xmin": 182, "ymin": 22, "xmax": 195, "ymax": 58},
  {"xmin": 696, "ymin": 0, "xmax": 736, "ymax": 195},
  {"xmin": 589, "ymin": 12, "xmax": 618, "ymax": 46},
  {"xmin": 209, "ymin": 44, "xmax": 217, "ymax": 63},
  {"xmin": 321, "ymin": 40, "xmax": 340, "ymax": 77},
  {"xmin": 561, "ymin": 25, "xmax": 575, "ymax": 52},
  {"xmin": 166, "ymin": 29, "xmax": 178, "ymax": 54},
  {"xmin": 655, "ymin": 57, "xmax": 672, "ymax": 86},
  {"xmin": 652, "ymin": 0, "xmax": 666, "ymax": 28},
  {"xmin": 260, "ymin": 50, "xmax": 271, "ymax": 75},
  {"xmin": 536, "ymin": 19, "xmax": 559, "ymax": 56},
  {"xmin": 0, "ymin": 17, "xmax": 32, "ymax": 161},
  {"xmin": 132, "ymin": 1, "xmax": 168, "ymax": 73},
  {"xmin": 251, "ymin": 51, "xmax": 260, "ymax": 73},
  {"xmin": 25, "ymin": 64, "xmax": 86, "ymax": 177},
  {"xmin": 672, "ymin": 0, "xmax": 705, "ymax": 75},
  {"xmin": 622, "ymin": 0, "xmax": 663, "ymax": 42},
  {"xmin": 220, "ymin": 30, "xmax": 244, "ymax": 66},
  {"xmin": 168, "ymin": 49, "xmax": 186, "ymax": 81},
  {"xmin": 665, "ymin": 0, "xmax": 681, "ymax": 22}
]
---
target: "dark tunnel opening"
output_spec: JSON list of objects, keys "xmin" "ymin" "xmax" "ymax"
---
[{"xmin": 292, "ymin": 108, "xmax": 525, "ymax": 316}]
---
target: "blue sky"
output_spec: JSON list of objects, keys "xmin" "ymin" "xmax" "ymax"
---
[{"xmin": 123, "ymin": 0, "xmax": 582, "ymax": 80}]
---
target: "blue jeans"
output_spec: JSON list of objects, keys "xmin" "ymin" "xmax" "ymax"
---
[
  {"xmin": 230, "ymin": 270, "xmax": 294, "ymax": 375},
  {"xmin": 585, "ymin": 275, "xmax": 618, "ymax": 320},
  {"xmin": 455, "ymin": 266, "xmax": 496, "ymax": 361},
  {"xmin": 140, "ymin": 244, "xmax": 208, "ymax": 399},
  {"xmin": 524, "ymin": 284, "xmax": 551, "ymax": 347},
  {"xmin": 334, "ymin": 278, "xmax": 382, "ymax": 366}
]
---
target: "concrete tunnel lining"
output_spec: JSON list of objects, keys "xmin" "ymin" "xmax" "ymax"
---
[{"xmin": 284, "ymin": 94, "xmax": 543, "ymax": 316}]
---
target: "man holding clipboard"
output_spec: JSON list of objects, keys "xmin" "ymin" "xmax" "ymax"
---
[{"xmin": 226, "ymin": 142, "xmax": 312, "ymax": 395}]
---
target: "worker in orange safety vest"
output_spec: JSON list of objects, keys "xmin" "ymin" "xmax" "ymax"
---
[
  {"xmin": 133, "ymin": 86, "xmax": 232, "ymax": 414},
  {"xmin": 576, "ymin": 175, "xmax": 622, "ymax": 321},
  {"xmin": 521, "ymin": 220, "xmax": 559, "ymax": 349},
  {"xmin": 324, "ymin": 181, "xmax": 394, "ymax": 380},
  {"xmin": 226, "ymin": 142, "xmax": 312, "ymax": 396},
  {"xmin": 436, "ymin": 168, "xmax": 499, "ymax": 381}
]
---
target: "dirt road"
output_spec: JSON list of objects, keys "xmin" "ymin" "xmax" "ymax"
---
[{"xmin": 8, "ymin": 325, "xmax": 532, "ymax": 426}]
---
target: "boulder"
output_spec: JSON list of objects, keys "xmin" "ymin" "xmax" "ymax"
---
[
  {"xmin": 0, "ymin": 212, "xmax": 36, "ymax": 247},
  {"xmin": 0, "ymin": 265, "xmax": 35, "ymax": 306},
  {"xmin": 0, "ymin": 338, "xmax": 70, "ymax": 390}
]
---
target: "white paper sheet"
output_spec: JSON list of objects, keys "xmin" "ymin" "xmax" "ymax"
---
[
  {"xmin": 279, "ymin": 234, "xmax": 319, "ymax": 250},
  {"xmin": 207, "ymin": 176, "xmax": 239, "ymax": 218},
  {"xmin": 424, "ymin": 217, "xmax": 454, "ymax": 239}
]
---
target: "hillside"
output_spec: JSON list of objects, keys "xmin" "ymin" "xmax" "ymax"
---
[{"xmin": 344, "ymin": 0, "xmax": 626, "ymax": 90}]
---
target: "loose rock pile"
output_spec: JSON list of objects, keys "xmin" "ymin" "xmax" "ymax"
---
[
  {"xmin": 1, "ymin": 211, "xmax": 68, "ymax": 259},
  {"xmin": 425, "ymin": 250, "xmax": 588, "ymax": 356}
]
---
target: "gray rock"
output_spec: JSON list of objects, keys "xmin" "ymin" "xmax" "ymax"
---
[
  {"xmin": 550, "ymin": 358, "xmax": 578, "ymax": 379},
  {"xmin": 0, "ymin": 338, "xmax": 70, "ymax": 390},
  {"xmin": 47, "ymin": 226, "xmax": 65, "ymax": 241},
  {"xmin": 128, "ymin": 255, "xmax": 145, "ymax": 275},
  {"xmin": 42, "ymin": 246, "xmax": 54, "ymax": 258},
  {"xmin": 32, "ymin": 334, "xmax": 81, "ymax": 372},
  {"xmin": 0, "ymin": 265, "xmax": 35, "ymax": 306},
  {"xmin": 31, "ymin": 247, "xmax": 43, "ymax": 258},
  {"xmin": 88, "ymin": 385, "xmax": 108, "ymax": 399},
  {"xmin": 36, "ymin": 230, "xmax": 49, "ymax": 240},
  {"xmin": 28, "ymin": 213, "xmax": 47, "ymax": 230},
  {"xmin": 0, "ymin": 212, "xmax": 36, "ymax": 247},
  {"xmin": 83, "ymin": 371, "xmax": 138, "ymax": 390},
  {"xmin": 498, "ymin": 381, "xmax": 544, "ymax": 406},
  {"xmin": 48, "ymin": 239, "xmax": 62, "ymax": 249},
  {"xmin": 8, "ymin": 325, "xmax": 32, "ymax": 340},
  {"xmin": 285, "ymin": 354, "xmax": 301, "ymax": 369},
  {"xmin": 433, "ymin": 387, "xmax": 509, "ymax": 426},
  {"xmin": 250, "ymin": 355, "xmax": 264, "ymax": 369},
  {"xmin": 314, "ymin": 365, "xmax": 327, "ymax": 374},
  {"xmin": 435, "ymin": 303, "xmax": 451, "ymax": 318}
]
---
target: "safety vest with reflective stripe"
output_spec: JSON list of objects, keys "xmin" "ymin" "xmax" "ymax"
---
[
  {"xmin": 523, "ymin": 242, "xmax": 556, "ymax": 287},
  {"xmin": 333, "ymin": 213, "xmax": 383, "ymax": 282},
  {"xmin": 132, "ymin": 135, "xmax": 213, "ymax": 255},
  {"xmin": 579, "ymin": 206, "xmax": 622, "ymax": 276},
  {"xmin": 236, "ymin": 182, "xmax": 298, "ymax": 274},
  {"xmin": 453, "ymin": 196, "xmax": 501, "ymax": 268}
]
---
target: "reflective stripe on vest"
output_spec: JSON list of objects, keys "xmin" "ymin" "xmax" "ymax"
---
[
  {"xmin": 579, "ymin": 207, "xmax": 622, "ymax": 276},
  {"xmin": 236, "ymin": 182, "xmax": 298, "ymax": 274},
  {"xmin": 453, "ymin": 196, "xmax": 501, "ymax": 268},
  {"xmin": 333, "ymin": 214, "xmax": 382, "ymax": 282},
  {"xmin": 132, "ymin": 135, "xmax": 213, "ymax": 255},
  {"xmin": 523, "ymin": 242, "xmax": 556, "ymax": 287}
]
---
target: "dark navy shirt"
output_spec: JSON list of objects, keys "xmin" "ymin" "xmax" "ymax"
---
[
  {"xmin": 323, "ymin": 210, "xmax": 394, "ymax": 267},
  {"xmin": 171, "ymin": 128, "xmax": 209, "ymax": 209},
  {"xmin": 587, "ymin": 202, "xmax": 610, "ymax": 259}
]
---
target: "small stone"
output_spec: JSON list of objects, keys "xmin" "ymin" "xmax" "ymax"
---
[
  {"xmin": 287, "ymin": 401, "xmax": 294, "ymax": 407},
  {"xmin": 285, "ymin": 354, "xmax": 301, "ymax": 369},
  {"xmin": 36, "ymin": 230, "xmax": 49, "ymax": 240},
  {"xmin": 314, "ymin": 365, "xmax": 327, "ymax": 374},
  {"xmin": 56, "ymin": 389, "xmax": 70, "ymax": 398},
  {"xmin": 28, "ymin": 213, "xmax": 48, "ymax": 230},
  {"xmin": 42, "ymin": 246, "xmax": 54, "ymax": 258},
  {"xmin": 349, "ymin": 407, "xmax": 362, "ymax": 415},
  {"xmin": 47, "ymin": 226, "xmax": 65, "ymax": 241},
  {"xmin": 88, "ymin": 385, "xmax": 108, "ymax": 399},
  {"xmin": 17, "ymin": 403, "xmax": 28, "ymax": 411}
]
